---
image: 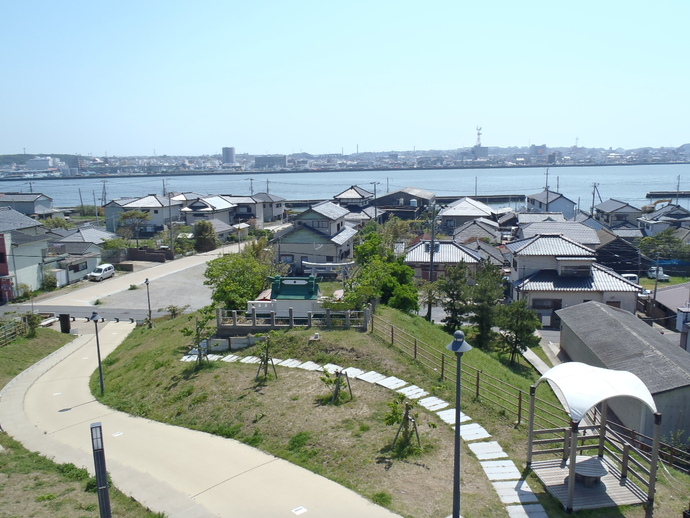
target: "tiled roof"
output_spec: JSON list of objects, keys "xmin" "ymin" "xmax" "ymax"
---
[
  {"xmin": 333, "ymin": 185, "xmax": 374, "ymax": 200},
  {"xmin": 405, "ymin": 240, "xmax": 482, "ymax": 264},
  {"xmin": 0, "ymin": 192, "xmax": 50, "ymax": 202},
  {"xmin": 527, "ymin": 189, "xmax": 575, "ymax": 205},
  {"xmin": 253, "ymin": 192, "xmax": 286, "ymax": 203},
  {"xmin": 310, "ymin": 201, "xmax": 349, "ymax": 220},
  {"xmin": 331, "ymin": 227, "xmax": 358, "ymax": 246},
  {"xmin": 517, "ymin": 212, "xmax": 566, "ymax": 224},
  {"xmin": 505, "ymin": 234, "xmax": 595, "ymax": 257},
  {"xmin": 58, "ymin": 226, "xmax": 117, "ymax": 245},
  {"xmin": 9, "ymin": 230, "xmax": 49, "ymax": 245},
  {"xmin": 0, "ymin": 206, "xmax": 43, "ymax": 232},
  {"xmin": 182, "ymin": 196, "xmax": 236, "ymax": 211},
  {"xmin": 519, "ymin": 222, "xmax": 601, "ymax": 245},
  {"xmin": 557, "ymin": 301, "xmax": 690, "ymax": 394},
  {"xmin": 394, "ymin": 187, "xmax": 436, "ymax": 200},
  {"xmin": 221, "ymin": 195, "xmax": 258, "ymax": 205},
  {"xmin": 516, "ymin": 263, "xmax": 640, "ymax": 293},
  {"xmin": 439, "ymin": 197, "xmax": 494, "ymax": 218},
  {"xmin": 594, "ymin": 198, "xmax": 640, "ymax": 213},
  {"xmin": 643, "ymin": 203, "xmax": 690, "ymax": 220}
]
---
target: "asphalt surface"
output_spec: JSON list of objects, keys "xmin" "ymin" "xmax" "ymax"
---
[{"xmin": 0, "ymin": 322, "xmax": 399, "ymax": 518}]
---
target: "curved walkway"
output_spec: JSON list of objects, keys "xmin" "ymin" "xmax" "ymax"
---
[{"xmin": 0, "ymin": 322, "xmax": 399, "ymax": 518}]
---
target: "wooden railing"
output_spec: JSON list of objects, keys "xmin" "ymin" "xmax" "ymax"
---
[
  {"xmin": 0, "ymin": 320, "xmax": 27, "ymax": 348},
  {"xmin": 371, "ymin": 315, "xmax": 569, "ymax": 429}
]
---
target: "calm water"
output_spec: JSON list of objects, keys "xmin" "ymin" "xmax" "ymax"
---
[{"xmin": 2, "ymin": 163, "xmax": 689, "ymax": 210}]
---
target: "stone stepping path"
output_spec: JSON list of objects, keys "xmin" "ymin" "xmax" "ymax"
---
[
  {"xmin": 396, "ymin": 384, "xmax": 428, "ymax": 399},
  {"xmin": 376, "ymin": 376, "xmax": 407, "ymax": 390},
  {"xmin": 179, "ymin": 350, "xmax": 548, "ymax": 518},
  {"xmin": 436, "ymin": 408, "xmax": 471, "ymax": 425}
]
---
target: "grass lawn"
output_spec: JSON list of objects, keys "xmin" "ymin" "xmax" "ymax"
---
[
  {"xmin": 0, "ymin": 327, "xmax": 165, "ymax": 518},
  {"xmin": 93, "ymin": 308, "xmax": 690, "ymax": 518}
]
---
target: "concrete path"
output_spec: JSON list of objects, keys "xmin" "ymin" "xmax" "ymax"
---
[{"xmin": 0, "ymin": 322, "xmax": 399, "ymax": 518}]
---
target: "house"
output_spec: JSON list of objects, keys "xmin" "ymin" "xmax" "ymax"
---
[
  {"xmin": 452, "ymin": 218, "xmax": 500, "ymax": 244},
  {"xmin": 526, "ymin": 189, "xmax": 576, "ymax": 219},
  {"xmin": 518, "ymin": 222, "xmax": 601, "ymax": 248},
  {"xmin": 253, "ymin": 192, "xmax": 286, "ymax": 223},
  {"xmin": 594, "ymin": 229, "xmax": 650, "ymax": 274},
  {"xmin": 0, "ymin": 192, "xmax": 62, "ymax": 219},
  {"xmin": 557, "ymin": 301, "xmax": 690, "ymax": 443},
  {"xmin": 517, "ymin": 212, "xmax": 567, "ymax": 225},
  {"xmin": 593, "ymin": 199, "xmax": 642, "ymax": 228},
  {"xmin": 247, "ymin": 275, "xmax": 323, "ymax": 317},
  {"xmin": 220, "ymin": 195, "xmax": 264, "ymax": 229},
  {"xmin": 404, "ymin": 240, "xmax": 482, "ymax": 281},
  {"xmin": 276, "ymin": 201, "xmax": 357, "ymax": 274},
  {"xmin": 343, "ymin": 205, "xmax": 385, "ymax": 228},
  {"xmin": 43, "ymin": 241, "xmax": 101, "ymax": 287},
  {"xmin": 333, "ymin": 185, "xmax": 374, "ymax": 209},
  {"xmin": 375, "ymin": 187, "xmax": 436, "ymax": 220},
  {"xmin": 180, "ymin": 196, "xmax": 237, "ymax": 226},
  {"xmin": 104, "ymin": 195, "xmax": 184, "ymax": 234},
  {"xmin": 438, "ymin": 197, "xmax": 495, "ymax": 230},
  {"xmin": 463, "ymin": 239, "xmax": 509, "ymax": 270},
  {"xmin": 55, "ymin": 225, "xmax": 117, "ymax": 245},
  {"xmin": 506, "ymin": 234, "xmax": 640, "ymax": 326},
  {"xmin": 637, "ymin": 204, "xmax": 690, "ymax": 236}
]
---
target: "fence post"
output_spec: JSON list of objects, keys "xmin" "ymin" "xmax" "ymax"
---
[
  {"xmin": 308, "ymin": 312, "xmax": 313, "ymax": 328},
  {"xmin": 441, "ymin": 354, "xmax": 445, "ymax": 380},
  {"xmin": 414, "ymin": 339, "xmax": 417, "ymax": 359},
  {"xmin": 326, "ymin": 308, "xmax": 331, "ymax": 328},
  {"xmin": 232, "ymin": 310, "xmax": 237, "ymax": 326},
  {"xmin": 270, "ymin": 311, "xmax": 276, "ymax": 326},
  {"xmin": 390, "ymin": 326, "xmax": 394, "ymax": 345},
  {"xmin": 289, "ymin": 307, "xmax": 294, "ymax": 328},
  {"xmin": 251, "ymin": 306, "xmax": 257, "ymax": 326},
  {"xmin": 517, "ymin": 391, "xmax": 523, "ymax": 425},
  {"xmin": 621, "ymin": 442, "xmax": 630, "ymax": 478},
  {"xmin": 345, "ymin": 311, "xmax": 350, "ymax": 329},
  {"xmin": 476, "ymin": 370, "xmax": 481, "ymax": 399}
]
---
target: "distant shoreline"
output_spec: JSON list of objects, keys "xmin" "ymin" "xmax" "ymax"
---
[{"xmin": 0, "ymin": 160, "xmax": 685, "ymax": 182}]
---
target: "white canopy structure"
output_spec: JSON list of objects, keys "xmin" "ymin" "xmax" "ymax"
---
[
  {"xmin": 527, "ymin": 362, "xmax": 662, "ymax": 513},
  {"xmin": 538, "ymin": 362, "xmax": 657, "ymax": 423}
]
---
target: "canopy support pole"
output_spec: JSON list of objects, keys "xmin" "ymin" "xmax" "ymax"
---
[
  {"xmin": 647, "ymin": 412, "xmax": 662, "ymax": 505},
  {"xmin": 566, "ymin": 420, "xmax": 578, "ymax": 513},
  {"xmin": 597, "ymin": 401, "xmax": 608, "ymax": 458},
  {"xmin": 526, "ymin": 385, "xmax": 536, "ymax": 467}
]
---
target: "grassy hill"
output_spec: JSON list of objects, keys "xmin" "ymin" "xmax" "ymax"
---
[{"xmin": 92, "ymin": 307, "xmax": 690, "ymax": 518}]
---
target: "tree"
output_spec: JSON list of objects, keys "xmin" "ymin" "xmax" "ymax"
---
[
  {"xmin": 181, "ymin": 306, "xmax": 217, "ymax": 367},
  {"xmin": 43, "ymin": 217, "xmax": 74, "ymax": 229},
  {"xmin": 119, "ymin": 210, "xmax": 151, "ymax": 246},
  {"xmin": 417, "ymin": 279, "xmax": 442, "ymax": 317},
  {"xmin": 495, "ymin": 300, "xmax": 542, "ymax": 365},
  {"xmin": 439, "ymin": 263, "xmax": 471, "ymax": 333},
  {"xmin": 638, "ymin": 228, "xmax": 688, "ymax": 261},
  {"xmin": 193, "ymin": 220, "xmax": 219, "ymax": 252},
  {"xmin": 468, "ymin": 263, "xmax": 505, "ymax": 349},
  {"xmin": 388, "ymin": 283, "xmax": 420, "ymax": 314}
]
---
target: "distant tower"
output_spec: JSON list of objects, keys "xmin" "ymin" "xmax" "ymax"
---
[
  {"xmin": 471, "ymin": 126, "xmax": 488, "ymax": 159},
  {"xmin": 475, "ymin": 126, "xmax": 482, "ymax": 147},
  {"xmin": 222, "ymin": 147, "xmax": 236, "ymax": 164}
]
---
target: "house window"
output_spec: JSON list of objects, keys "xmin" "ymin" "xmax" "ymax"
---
[
  {"xmin": 560, "ymin": 265, "xmax": 591, "ymax": 277},
  {"xmin": 326, "ymin": 256, "xmax": 334, "ymax": 261},
  {"xmin": 606, "ymin": 301, "xmax": 621, "ymax": 308},
  {"xmin": 532, "ymin": 299, "xmax": 560, "ymax": 309},
  {"xmin": 154, "ymin": 210, "xmax": 159, "ymax": 214},
  {"xmin": 280, "ymin": 254, "xmax": 294, "ymax": 264},
  {"xmin": 312, "ymin": 220, "xmax": 328, "ymax": 228},
  {"xmin": 69, "ymin": 262, "xmax": 87, "ymax": 273}
]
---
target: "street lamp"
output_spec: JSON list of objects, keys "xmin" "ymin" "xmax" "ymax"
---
[
  {"xmin": 90, "ymin": 312, "xmax": 105, "ymax": 395},
  {"xmin": 90, "ymin": 422, "xmax": 112, "ymax": 518},
  {"xmin": 446, "ymin": 330, "xmax": 473, "ymax": 518},
  {"xmin": 144, "ymin": 278, "xmax": 152, "ymax": 328}
]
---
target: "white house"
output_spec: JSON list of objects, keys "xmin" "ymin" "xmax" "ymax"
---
[{"xmin": 526, "ymin": 189, "xmax": 576, "ymax": 219}]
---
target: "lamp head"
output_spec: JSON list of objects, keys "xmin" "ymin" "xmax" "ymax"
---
[
  {"xmin": 446, "ymin": 330, "xmax": 472, "ymax": 354},
  {"xmin": 90, "ymin": 311, "xmax": 100, "ymax": 322},
  {"xmin": 145, "ymin": 278, "xmax": 149, "ymax": 285}
]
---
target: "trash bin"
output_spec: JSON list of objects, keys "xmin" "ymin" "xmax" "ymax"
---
[{"xmin": 59, "ymin": 314, "xmax": 71, "ymax": 334}]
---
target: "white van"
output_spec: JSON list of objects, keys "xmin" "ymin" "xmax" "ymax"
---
[{"xmin": 87, "ymin": 263, "xmax": 115, "ymax": 282}]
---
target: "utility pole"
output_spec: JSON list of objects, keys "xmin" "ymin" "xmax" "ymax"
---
[
  {"xmin": 370, "ymin": 182, "xmax": 380, "ymax": 223},
  {"xmin": 425, "ymin": 203, "xmax": 437, "ymax": 322},
  {"xmin": 246, "ymin": 178, "xmax": 254, "ymax": 195}
]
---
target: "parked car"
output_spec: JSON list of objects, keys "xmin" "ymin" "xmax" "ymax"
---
[
  {"xmin": 621, "ymin": 273, "xmax": 639, "ymax": 284},
  {"xmin": 647, "ymin": 267, "xmax": 670, "ymax": 282},
  {"xmin": 87, "ymin": 263, "xmax": 115, "ymax": 282}
]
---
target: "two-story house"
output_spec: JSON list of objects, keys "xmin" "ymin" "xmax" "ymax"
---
[
  {"xmin": 180, "ymin": 196, "xmax": 237, "ymax": 226},
  {"xmin": 404, "ymin": 240, "xmax": 482, "ymax": 280},
  {"xmin": 526, "ymin": 189, "xmax": 576, "ymax": 219},
  {"xmin": 105, "ymin": 195, "xmax": 184, "ymax": 235},
  {"xmin": 253, "ymin": 192, "xmax": 286, "ymax": 223},
  {"xmin": 0, "ymin": 192, "xmax": 62, "ymax": 219},
  {"xmin": 276, "ymin": 201, "xmax": 357, "ymax": 274},
  {"xmin": 376, "ymin": 187, "xmax": 436, "ymax": 220},
  {"xmin": 506, "ymin": 234, "xmax": 640, "ymax": 327},
  {"xmin": 593, "ymin": 199, "xmax": 643, "ymax": 228},
  {"xmin": 220, "ymin": 195, "xmax": 265, "ymax": 229},
  {"xmin": 439, "ymin": 197, "xmax": 495, "ymax": 230},
  {"xmin": 637, "ymin": 203, "xmax": 690, "ymax": 237}
]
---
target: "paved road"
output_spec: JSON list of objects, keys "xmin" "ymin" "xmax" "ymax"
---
[{"xmin": 0, "ymin": 322, "xmax": 400, "ymax": 517}]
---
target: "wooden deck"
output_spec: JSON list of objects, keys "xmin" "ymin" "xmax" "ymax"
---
[{"xmin": 531, "ymin": 457, "xmax": 647, "ymax": 511}]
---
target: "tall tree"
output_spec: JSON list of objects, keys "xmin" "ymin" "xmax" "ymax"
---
[
  {"xmin": 439, "ymin": 263, "xmax": 471, "ymax": 333},
  {"xmin": 495, "ymin": 300, "xmax": 542, "ymax": 365},
  {"xmin": 194, "ymin": 220, "xmax": 219, "ymax": 252},
  {"xmin": 119, "ymin": 209, "xmax": 151, "ymax": 246},
  {"xmin": 468, "ymin": 263, "xmax": 504, "ymax": 349}
]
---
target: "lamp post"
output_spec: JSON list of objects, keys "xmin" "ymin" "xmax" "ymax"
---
[
  {"xmin": 446, "ymin": 330, "xmax": 473, "ymax": 518},
  {"xmin": 90, "ymin": 422, "xmax": 112, "ymax": 518},
  {"xmin": 144, "ymin": 278, "xmax": 152, "ymax": 328},
  {"xmin": 90, "ymin": 312, "xmax": 105, "ymax": 395}
]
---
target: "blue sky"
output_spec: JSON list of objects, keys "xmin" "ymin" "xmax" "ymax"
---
[{"xmin": 2, "ymin": 1, "xmax": 688, "ymax": 156}]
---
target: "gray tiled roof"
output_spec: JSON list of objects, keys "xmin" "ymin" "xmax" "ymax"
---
[
  {"xmin": 557, "ymin": 301, "xmax": 690, "ymax": 393},
  {"xmin": 333, "ymin": 185, "xmax": 374, "ymax": 200},
  {"xmin": 405, "ymin": 240, "xmax": 482, "ymax": 264},
  {"xmin": 9, "ymin": 230, "xmax": 50, "ymax": 245},
  {"xmin": 0, "ymin": 207, "xmax": 43, "ymax": 232},
  {"xmin": 516, "ymin": 263, "xmax": 640, "ymax": 293},
  {"xmin": 520, "ymin": 222, "xmax": 601, "ymax": 245},
  {"xmin": 0, "ymin": 192, "xmax": 51, "ymax": 202},
  {"xmin": 439, "ymin": 197, "xmax": 494, "ymax": 218},
  {"xmin": 310, "ymin": 201, "xmax": 349, "ymax": 220},
  {"xmin": 527, "ymin": 189, "xmax": 575, "ymax": 205},
  {"xmin": 253, "ymin": 192, "xmax": 286, "ymax": 203},
  {"xmin": 517, "ymin": 212, "xmax": 566, "ymax": 224},
  {"xmin": 58, "ymin": 226, "xmax": 117, "ymax": 245},
  {"xmin": 506, "ymin": 234, "xmax": 595, "ymax": 257},
  {"xmin": 594, "ymin": 198, "xmax": 641, "ymax": 213},
  {"xmin": 331, "ymin": 227, "xmax": 358, "ymax": 246}
]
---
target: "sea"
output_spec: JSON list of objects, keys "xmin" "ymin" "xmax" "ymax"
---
[{"xmin": 1, "ymin": 163, "xmax": 689, "ymax": 211}]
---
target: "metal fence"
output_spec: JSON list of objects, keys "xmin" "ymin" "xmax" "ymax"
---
[{"xmin": 217, "ymin": 307, "xmax": 370, "ymax": 333}]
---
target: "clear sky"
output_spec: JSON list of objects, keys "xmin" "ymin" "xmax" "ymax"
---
[{"xmin": 2, "ymin": 1, "xmax": 688, "ymax": 156}]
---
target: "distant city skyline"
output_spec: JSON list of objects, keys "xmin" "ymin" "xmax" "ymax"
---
[{"xmin": 2, "ymin": 1, "xmax": 688, "ymax": 157}]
